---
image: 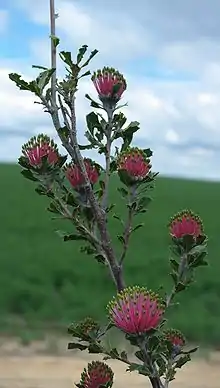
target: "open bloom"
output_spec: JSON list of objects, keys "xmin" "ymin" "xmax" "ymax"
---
[
  {"xmin": 169, "ymin": 210, "xmax": 203, "ymax": 239},
  {"xmin": 65, "ymin": 159, "xmax": 99, "ymax": 189},
  {"xmin": 78, "ymin": 361, "xmax": 114, "ymax": 388},
  {"xmin": 22, "ymin": 134, "xmax": 59, "ymax": 168},
  {"xmin": 92, "ymin": 67, "xmax": 126, "ymax": 102},
  {"xmin": 107, "ymin": 286, "xmax": 165, "ymax": 335},
  {"xmin": 118, "ymin": 148, "xmax": 151, "ymax": 181},
  {"xmin": 165, "ymin": 329, "xmax": 185, "ymax": 356}
]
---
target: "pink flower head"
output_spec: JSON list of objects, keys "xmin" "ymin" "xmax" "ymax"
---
[
  {"xmin": 92, "ymin": 67, "xmax": 126, "ymax": 102},
  {"xmin": 118, "ymin": 148, "xmax": 151, "ymax": 181},
  {"xmin": 77, "ymin": 361, "xmax": 114, "ymax": 388},
  {"xmin": 169, "ymin": 210, "xmax": 203, "ymax": 239},
  {"xmin": 107, "ymin": 286, "xmax": 165, "ymax": 335},
  {"xmin": 22, "ymin": 134, "xmax": 59, "ymax": 168},
  {"xmin": 165, "ymin": 329, "xmax": 185, "ymax": 356},
  {"xmin": 65, "ymin": 158, "xmax": 100, "ymax": 189}
]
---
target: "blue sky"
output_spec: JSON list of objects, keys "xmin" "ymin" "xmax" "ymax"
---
[{"xmin": 1, "ymin": 0, "xmax": 220, "ymax": 180}]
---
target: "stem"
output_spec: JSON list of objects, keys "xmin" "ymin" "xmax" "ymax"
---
[
  {"xmin": 166, "ymin": 252, "xmax": 188, "ymax": 307},
  {"xmin": 138, "ymin": 339, "xmax": 164, "ymax": 388},
  {"xmin": 49, "ymin": 0, "xmax": 57, "ymax": 104},
  {"xmin": 47, "ymin": 3, "xmax": 125, "ymax": 292},
  {"xmin": 101, "ymin": 109, "xmax": 113, "ymax": 210},
  {"xmin": 119, "ymin": 187, "xmax": 136, "ymax": 265}
]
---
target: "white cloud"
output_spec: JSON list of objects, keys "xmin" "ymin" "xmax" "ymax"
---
[
  {"xmin": 0, "ymin": 9, "xmax": 9, "ymax": 34},
  {"xmin": 3, "ymin": 0, "xmax": 220, "ymax": 180}
]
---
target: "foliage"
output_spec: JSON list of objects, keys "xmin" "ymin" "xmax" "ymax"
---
[{"xmin": 7, "ymin": 34, "xmax": 212, "ymax": 388}]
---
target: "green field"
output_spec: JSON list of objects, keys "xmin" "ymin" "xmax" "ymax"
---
[{"xmin": 1, "ymin": 163, "xmax": 220, "ymax": 345}]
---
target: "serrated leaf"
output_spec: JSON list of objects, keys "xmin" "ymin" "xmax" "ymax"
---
[
  {"xmin": 36, "ymin": 68, "xmax": 55, "ymax": 92},
  {"xmin": 59, "ymin": 51, "xmax": 73, "ymax": 67},
  {"xmin": 77, "ymin": 45, "xmax": 88, "ymax": 64},
  {"xmin": 57, "ymin": 232, "xmax": 88, "ymax": 242}
]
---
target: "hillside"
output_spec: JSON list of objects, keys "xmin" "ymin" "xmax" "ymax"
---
[{"xmin": 1, "ymin": 164, "xmax": 220, "ymax": 345}]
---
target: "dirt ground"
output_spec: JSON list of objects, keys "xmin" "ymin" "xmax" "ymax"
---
[{"xmin": 0, "ymin": 338, "xmax": 219, "ymax": 388}]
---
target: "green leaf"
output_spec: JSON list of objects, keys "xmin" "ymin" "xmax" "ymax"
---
[
  {"xmin": 58, "ymin": 126, "xmax": 70, "ymax": 140},
  {"xmin": 170, "ymin": 258, "xmax": 179, "ymax": 272},
  {"xmin": 32, "ymin": 65, "xmax": 48, "ymax": 70},
  {"xmin": 21, "ymin": 169, "xmax": 37, "ymax": 182},
  {"xmin": 117, "ymin": 187, "xmax": 128, "ymax": 197},
  {"xmin": 81, "ymin": 49, "xmax": 99, "ymax": 68},
  {"xmin": 117, "ymin": 235, "xmax": 125, "ymax": 244},
  {"xmin": 36, "ymin": 69, "xmax": 56, "ymax": 92},
  {"xmin": 175, "ymin": 354, "xmax": 191, "ymax": 369},
  {"xmin": 135, "ymin": 350, "xmax": 145, "ymax": 362},
  {"xmin": 85, "ymin": 94, "xmax": 101, "ymax": 108},
  {"xmin": 77, "ymin": 45, "xmax": 88, "ymax": 64},
  {"xmin": 131, "ymin": 223, "xmax": 144, "ymax": 233},
  {"xmin": 175, "ymin": 282, "xmax": 186, "ymax": 293},
  {"xmin": 57, "ymin": 232, "xmax": 88, "ymax": 242},
  {"xmin": 143, "ymin": 148, "xmax": 153, "ymax": 157},
  {"xmin": 9, "ymin": 73, "xmax": 40, "ymax": 95},
  {"xmin": 50, "ymin": 34, "xmax": 60, "ymax": 47},
  {"xmin": 59, "ymin": 51, "xmax": 73, "ymax": 67},
  {"xmin": 121, "ymin": 121, "xmax": 140, "ymax": 152},
  {"xmin": 86, "ymin": 112, "xmax": 103, "ymax": 135},
  {"xmin": 68, "ymin": 342, "xmax": 87, "ymax": 351}
]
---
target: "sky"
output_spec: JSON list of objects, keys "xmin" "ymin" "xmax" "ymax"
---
[{"xmin": 1, "ymin": 0, "xmax": 220, "ymax": 180}]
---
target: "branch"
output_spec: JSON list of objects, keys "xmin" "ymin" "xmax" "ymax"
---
[
  {"xmin": 166, "ymin": 252, "xmax": 188, "ymax": 307},
  {"xmin": 119, "ymin": 187, "xmax": 136, "ymax": 265},
  {"xmin": 101, "ymin": 109, "xmax": 113, "ymax": 210},
  {"xmin": 48, "ymin": 4, "xmax": 124, "ymax": 291},
  {"xmin": 49, "ymin": 0, "xmax": 56, "ymax": 104}
]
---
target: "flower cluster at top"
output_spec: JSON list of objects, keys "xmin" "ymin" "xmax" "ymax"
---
[
  {"xmin": 169, "ymin": 210, "xmax": 204, "ymax": 239},
  {"xmin": 65, "ymin": 159, "xmax": 100, "ymax": 189},
  {"xmin": 117, "ymin": 148, "xmax": 151, "ymax": 182},
  {"xmin": 92, "ymin": 67, "xmax": 126, "ymax": 102},
  {"xmin": 107, "ymin": 286, "xmax": 165, "ymax": 335}
]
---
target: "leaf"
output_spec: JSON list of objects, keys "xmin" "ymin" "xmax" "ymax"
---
[
  {"xmin": 121, "ymin": 121, "xmax": 140, "ymax": 152},
  {"xmin": 68, "ymin": 342, "xmax": 87, "ymax": 351},
  {"xmin": 78, "ymin": 143, "xmax": 94, "ymax": 150},
  {"xmin": 9, "ymin": 73, "xmax": 40, "ymax": 95},
  {"xmin": 58, "ymin": 125, "xmax": 70, "ymax": 140},
  {"xmin": 47, "ymin": 201, "xmax": 60, "ymax": 214},
  {"xmin": 86, "ymin": 112, "xmax": 102, "ymax": 135},
  {"xmin": 175, "ymin": 282, "xmax": 186, "ymax": 293},
  {"xmin": 143, "ymin": 148, "xmax": 153, "ymax": 157},
  {"xmin": 36, "ymin": 68, "xmax": 56, "ymax": 92},
  {"xmin": 175, "ymin": 354, "xmax": 191, "ymax": 369},
  {"xmin": 135, "ymin": 350, "xmax": 145, "ymax": 362},
  {"xmin": 117, "ymin": 187, "xmax": 128, "ymax": 198},
  {"xmin": 131, "ymin": 223, "xmax": 144, "ymax": 233},
  {"xmin": 77, "ymin": 45, "xmax": 88, "ymax": 64},
  {"xmin": 85, "ymin": 94, "xmax": 101, "ymax": 109},
  {"xmin": 32, "ymin": 65, "xmax": 48, "ymax": 70},
  {"xmin": 81, "ymin": 49, "xmax": 99, "ymax": 68},
  {"xmin": 117, "ymin": 235, "xmax": 125, "ymax": 244},
  {"xmin": 21, "ymin": 169, "xmax": 37, "ymax": 182},
  {"xmin": 170, "ymin": 258, "xmax": 179, "ymax": 272},
  {"xmin": 88, "ymin": 343, "xmax": 102, "ymax": 354},
  {"xmin": 59, "ymin": 51, "xmax": 73, "ymax": 67},
  {"xmin": 50, "ymin": 34, "xmax": 60, "ymax": 47}
]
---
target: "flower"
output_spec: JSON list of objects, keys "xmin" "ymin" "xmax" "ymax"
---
[
  {"xmin": 169, "ymin": 210, "xmax": 203, "ymax": 239},
  {"xmin": 22, "ymin": 134, "xmax": 59, "ymax": 168},
  {"xmin": 164, "ymin": 329, "xmax": 185, "ymax": 356},
  {"xmin": 77, "ymin": 361, "xmax": 114, "ymax": 388},
  {"xmin": 65, "ymin": 159, "xmax": 100, "ymax": 189},
  {"xmin": 92, "ymin": 67, "xmax": 126, "ymax": 102},
  {"xmin": 117, "ymin": 148, "xmax": 151, "ymax": 182},
  {"xmin": 68, "ymin": 317, "xmax": 99, "ymax": 340},
  {"xmin": 107, "ymin": 286, "xmax": 165, "ymax": 335}
]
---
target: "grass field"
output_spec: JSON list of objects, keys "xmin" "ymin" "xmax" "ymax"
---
[{"xmin": 1, "ymin": 163, "xmax": 220, "ymax": 345}]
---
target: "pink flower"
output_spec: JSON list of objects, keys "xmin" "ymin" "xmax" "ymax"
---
[
  {"xmin": 65, "ymin": 159, "xmax": 100, "ymax": 189},
  {"xmin": 165, "ymin": 329, "xmax": 185, "ymax": 355},
  {"xmin": 169, "ymin": 210, "xmax": 203, "ymax": 239},
  {"xmin": 77, "ymin": 361, "xmax": 114, "ymax": 388},
  {"xmin": 107, "ymin": 286, "xmax": 165, "ymax": 335},
  {"xmin": 118, "ymin": 148, "xmax": 151, "ymax": 181},
  {"xmin": 22, "ymin": 134, "xmax": 59, "ymax": 168},
  {"xmin": 92, "ymin": 67, "xmax": 126, "ymax": 102}
]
